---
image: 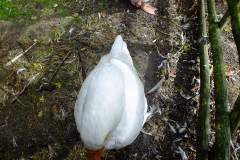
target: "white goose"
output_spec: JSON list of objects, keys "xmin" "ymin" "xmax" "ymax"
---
[{"xmin": 74, "ymin": 35, "xmax": 148, "ymax": 160}]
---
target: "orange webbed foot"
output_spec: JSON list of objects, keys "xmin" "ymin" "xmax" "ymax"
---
[{"xmin": 86, "ymin": 149, "xmax": 103, "ymax": 160}]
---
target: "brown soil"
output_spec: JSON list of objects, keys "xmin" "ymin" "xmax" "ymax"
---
[{"xmin": 0, "ymin": 0, "xmax": 239, "ymax": 160}]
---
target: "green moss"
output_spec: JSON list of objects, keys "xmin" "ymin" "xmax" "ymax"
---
[
  {"xmin": 0, "ymin": 0, "xmax": 18, "ymax": 20},
  {"xmin": 98, "ymin": 0, "xmax": 110, "ymax": 7},
  {"xmin": 0, "ymin": 0, "xmax": 116, "ymax": 21},
  {"xmin": 0, "ymin": 0, "xmax": 76, "ymax": 21}
]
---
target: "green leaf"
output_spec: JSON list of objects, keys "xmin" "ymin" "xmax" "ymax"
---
[
  {"xmin": 183, "ymin": 43, "xmax": 191, "ymax": 52},
  {"xmin": 39, "ymin": 96, "xmax": 45, "ymax": 103},
  {"xmin": 223, "ymin": 25, "xmax": 232, "ymax": 32},
  {"xmin": 54, "ymin": 82, "xmax": 62, "ymax": 89},
  {"xmin": 38, "ymin": 110, "xmax": 43, "ymax": 118}
]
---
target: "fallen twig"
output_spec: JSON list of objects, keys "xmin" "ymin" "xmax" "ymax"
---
[
  {"xmin": 5, "ymin": 42, "xmax": 37, "ymax": 66},
  {"xmin": 49, "ymin": 51, "xmax": 72, "ymax": 83},
  {"xmin": 176, "ymin": 146, "xmax": 188, "ymax": 160},
  {"xmin": 0, "ymin": 86, "xmax": 25, "ymax": 106},
  {"xmin": 11, "ymin": 73, "xmax": 39, "ymax": 103},
  {"xmin": 147, "ymin": 76, "xmax": 165, "ymax": 94},
  {"xmin": 37, "ymin": 51, "xmax": 72, "ymax": 91}
]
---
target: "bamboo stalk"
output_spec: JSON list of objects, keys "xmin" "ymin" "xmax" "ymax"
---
[
  {"xmin": 226, "ymin": 0, "xmax": 240, "ymax": 136},
  {"xmin": 230, "ymin": 94, "xmax": 240, "ymax": 135},
  {"xmin": 197, "ymin": 0, "xmax": 210, "ymax": 159},
  {"xmin": 218, "ymin": 10, "xmax": 230, "ymax": 30},
  {"xmin": 207, "ymin": 0, "xmax": 231, "ymax": 159},
  {"xmin": 218, "ymin": 0, "xmax": 239, "ymax": 30},
  {"xmin": 226, "ymin": 0, "xmax": 240, "ymax": 61}
]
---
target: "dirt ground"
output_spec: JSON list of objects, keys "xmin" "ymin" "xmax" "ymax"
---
[{"xmin": 0, "ymin": 0, "xmax": 239, "ymax": 159}]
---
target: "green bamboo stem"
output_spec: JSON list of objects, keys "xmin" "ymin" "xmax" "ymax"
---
[
  {"xmin": 218, "ymin": 0, "xmax": 240, "ymax": 30},
  {"xmin": 207, "ymin": 0, "xmax": 231, "ymax": 159},
  {"xmin": 226, "ymin": 0, "xmax": 240, "ymax": 61},
  {"xmin": 218, "ymin": 10, "xmax": 230, "ymax": 30},
  {"xmin": 230, "ymin": 94, "xmax": 240, "ymax": 135},
  {"xmin": 226, "ymin": 0, "xmax": 240, "ymax": 136},
  {"xmin": 197, "ymin": 0, "xmax": 210, "ymax": 159}
]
